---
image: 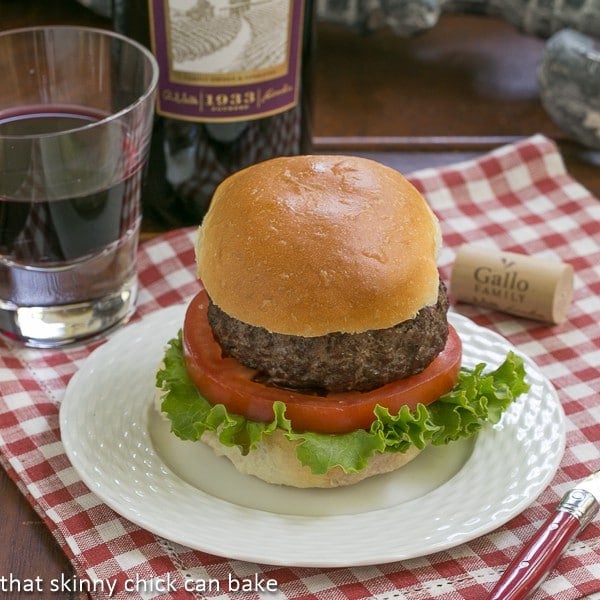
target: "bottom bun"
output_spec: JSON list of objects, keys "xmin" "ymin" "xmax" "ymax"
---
[
  {"xmin": 155, "ymin": 389, "xmax": 421, "ymax": 488},
  {"xmin": 201, "ymin": 428, "xmax": 422, "ymax": 488}
]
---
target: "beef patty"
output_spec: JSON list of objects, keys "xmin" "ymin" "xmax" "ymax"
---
[{"xmin": 207, "ymin": 281, "xmax": 450, "ymax": 393}]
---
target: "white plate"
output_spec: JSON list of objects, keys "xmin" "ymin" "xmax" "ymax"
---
[{"xmin": 60, "ymin": 305, "xmax": 565, "ymax": 567}]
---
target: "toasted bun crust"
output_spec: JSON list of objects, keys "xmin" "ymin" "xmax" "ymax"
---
[
  {"xmin": 196, "ymin": 155, "xmax": 441, "ymax": 336},
  {"xmin": 200, "ymin": 428, "xmax": 422, "ymax": 488}
]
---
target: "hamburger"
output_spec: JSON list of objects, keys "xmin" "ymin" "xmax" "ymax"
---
[{"xmin": 155, "ymin": 155, "xmax": 528, "ymax": 488}]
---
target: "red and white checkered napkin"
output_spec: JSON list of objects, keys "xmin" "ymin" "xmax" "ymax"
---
[{"xmin": 1, "ymin": 134, "xmax": 599, "ymax": 599}]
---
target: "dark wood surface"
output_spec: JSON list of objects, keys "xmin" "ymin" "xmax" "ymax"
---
[
  {"xmin": 1, "ymin": 1, "xmax": 599, "ymax": 597},
  {"xmin": 310, "ymin": 17, "xmax": 600, "ymax": 196}
]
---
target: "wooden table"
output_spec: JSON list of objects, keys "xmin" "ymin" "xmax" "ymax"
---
[{"xmin": 1, "ymin": 1, "xmax": 599, "ymax": 598}]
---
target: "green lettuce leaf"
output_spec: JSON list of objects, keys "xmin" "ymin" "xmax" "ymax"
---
[{"xmin": 156, "ymin": 331, "xmax": 529, "ymax": 475}]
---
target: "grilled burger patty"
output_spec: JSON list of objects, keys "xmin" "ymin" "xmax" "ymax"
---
[{"xmin": 206, "ymin": 282, "xmax": 450, "ymax": 393}]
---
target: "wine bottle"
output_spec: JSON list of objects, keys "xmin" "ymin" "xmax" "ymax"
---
[{"xmin": 112, "ymin": 0, "xmax": 314, "ymax": 226}]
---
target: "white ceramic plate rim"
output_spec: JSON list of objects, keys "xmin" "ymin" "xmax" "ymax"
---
[{"xmin": 60, "ymin": 304, "xmax": 565, "ymax": 567}]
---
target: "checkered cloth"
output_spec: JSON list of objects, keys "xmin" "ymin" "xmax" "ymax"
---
[{"xmin": 1, "ymin": 134, "xmax": 599, "ymax": 600}]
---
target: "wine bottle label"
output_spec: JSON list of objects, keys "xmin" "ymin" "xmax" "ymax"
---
[{"xmin": 148, "ymin": 0, "xmax": 305, "ymax": 122}]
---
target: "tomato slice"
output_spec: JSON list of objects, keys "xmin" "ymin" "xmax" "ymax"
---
[{"xmin": 183, "ymin": 289, "xmax": 462, "ymax": 435}]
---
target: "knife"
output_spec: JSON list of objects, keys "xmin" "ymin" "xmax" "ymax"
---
[{"xmin": 486, "ymin": 470, "xmax": 600, "ymax": 600}]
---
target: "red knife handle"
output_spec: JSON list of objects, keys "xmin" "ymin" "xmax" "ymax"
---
[{"xmin": 486, "ymin": 509, "xmax": 581, "ymax": 600}]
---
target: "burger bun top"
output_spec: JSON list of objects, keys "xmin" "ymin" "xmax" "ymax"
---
[{"xmin": 196, "ymin": 155, "xmax": 441, "ymax": 337}]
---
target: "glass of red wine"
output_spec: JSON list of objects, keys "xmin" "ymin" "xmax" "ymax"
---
[{"xmin": 0, "ymin": 26, "xmax": 158, "ymax": 347}]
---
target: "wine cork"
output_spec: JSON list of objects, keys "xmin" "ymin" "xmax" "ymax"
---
[{"xmin": 450, "ymin": 244, "xmax": 574, "ymax": 324}]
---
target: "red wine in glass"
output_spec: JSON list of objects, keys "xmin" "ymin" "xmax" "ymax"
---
[{"xmin": 0, "ymin": 106, "xmax": 143, "ymax": 344}]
